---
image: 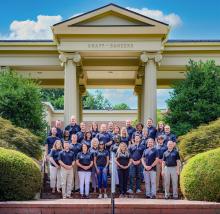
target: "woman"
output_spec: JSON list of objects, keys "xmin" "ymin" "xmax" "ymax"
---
[
  {"xmin": 113, "ymin": 125, "xmax": 120, "ymax": 136},
  {"xmin": 120, "ymin": 127, "xmax": 130, "ymax": 146},
  {"xmin": 76, "ymin": 143, "xmax": 93, "ymax": 199},
  {"xmin": 49, "ymin": 140, "xmax": 63, "ymax": 193},
  {"xmin": 82, "ymin": 131, "xmax": 92, "ymax": 149},
  {"xmin": 62, "ymin": 130, "xmax": 70, "ymax": 141},
  {"xmin": 140, "ymin": 128, "xmax": 148, "ymax": 148},
  {"xmin": 94, "ymin": 141, "xmax": 109, "ymax": 199},
  {"xmin": 89, "ymin": 138, "xmax": 99, "ymax": 193},
  {"xmin": 156, "ymin": 121, "xmax": 165, "ymax": 139},
  {"xmin": 91, "ymin": 122, "xmax": 99, "ymax": 138},
  {"xmin": 115, "ymin": 143, "xmax": 131, "ymax": 198}
]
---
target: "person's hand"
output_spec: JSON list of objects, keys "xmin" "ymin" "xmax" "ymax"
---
[
  {"xmin": 56, "ymin": 165, "xmax": 60, "ymax": 169},
  {"xmin": 103, "ymin": 167, "xmax": 108, "ymax": 173},
  {"xmin": 96, "ymin": 168, "xmax": 100, "ymax": 174},
  {"xmin": 176, "ymin": 169, "xmax": 180, "ymax": 175},
  {"xmin": 161, "ymin": 171, "xmax": 165, "ymax": 176}
]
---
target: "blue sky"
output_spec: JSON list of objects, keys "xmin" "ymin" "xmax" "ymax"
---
[{"xmin": 0, "ymin": 0, "xmax": 219, "ymax": 108}]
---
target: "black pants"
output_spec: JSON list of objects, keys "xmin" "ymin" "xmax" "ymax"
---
[{"xmin": 118, "ymin": 168, "xmax": 129, "ymax": 194}]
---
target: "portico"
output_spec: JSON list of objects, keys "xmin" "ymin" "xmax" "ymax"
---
[{"xmin": 1, "ymin": 3, "xmax": 220, "ymax": 126}]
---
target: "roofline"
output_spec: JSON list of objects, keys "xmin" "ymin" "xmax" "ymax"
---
[
  {"xmin": 53, "ymin": 3, "xmax": 169, "ymax": 27},
  {"xmin": 0, "ymin": 40, "xmax": 54, "ymax": 42},
  {"xmin": 167, "ymin": 39, "xmax": 220, "ymax": 43}
]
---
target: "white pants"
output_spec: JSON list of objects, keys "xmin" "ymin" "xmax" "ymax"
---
[
  {"xmin": 50, "ymin": 165, "xmax": 61, "ymax": 189},
  {"xmin": 61, "ymin": 167, "xmax": 73, "ymax": 197},
  {"xmin": 72, "ymin": 164, "xmax": 79, "ymax": 190},
  {"xmin": 144, "ymin": 170, "xmax": 156, "ymax": 197},
  {"xmin": 78, "ymin": 171, "xmax": 91, "ymax": 196}
]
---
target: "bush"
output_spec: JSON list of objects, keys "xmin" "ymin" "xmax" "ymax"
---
[
  {"xmin": 180, "ymin": 148, "xmax": 220, "ymax": 202},
  {"xmin": 178, "ymin": 118, "xmax": 220, "ymax": 161},
  {"xmin": 0, "ymin": 117, "xmax": 42, "ymax": 160},
  {"xmin": 0, "ymin": 147, "xmax": 42, "ymax": 201}
]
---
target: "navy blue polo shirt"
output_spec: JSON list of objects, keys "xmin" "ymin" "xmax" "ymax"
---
[
  {"xmin": 142, "ymin": 148, "xmax": 158, "ymax": 171},
  {"xmin": 156, "ymin": 130, "xmax": 165, "ymax": 139},
  {"xmin": 147, "ymin": 126, "xmax": 157, "ymax": 140},
  {"xmin": 49, "ymin": 128, "xmax": 63, "ymax": 139},
  {"xmin": 95, "ymin": 149, "xmax": 109, "ymax": 167},
  {"xmin": 126, "ymin": 126, "xmax": 136, "ymax": 140},
  {"xmin": 156, "ymin": 144, "xmax": 167, "ymax": 159},
  {"xmin": 164, "ymin": 133, "xmax": 177, "ymax": 145},
  {"xmin": 110, "ymin": 143, "xmax": 120, "ymax": 154},
  {"xmin": 120, "ymin": 136, "xmax": 130, "ymax": 146},
  {"xmin": 58, "ymin": 150, "xmax": 75, "ymax": 166},
  {"xmin": 49, "ymin": 149, "xmax": 62, "ymax": 167},
  {"xmin": 116, "ymin": 152, "xmax": 130, "ymax": 168},
  {"xmin": 76, "ymin": 131, "xmax": 85, "ymax": 144},
  {"xmin": 76, "ymin": 152, "xmax": 93, "ymax": 171},
  {"xmin": 45, "ymin": 136, "xmax": 60, "ymax": 155},
  {"xmin": 163, "ymin": 149, "xmax": 180, "ymax": 167},
  {"xmin": 91, "ymin": 130, "xmax": 99, "ymax": 138},
  {"xmin": 82, "ymin": 139, "xmax": 91, "ymax": 148},
  {"xmin": 128, "ymin": 143, "xmax": 145, "ymax": 161},
  {"xmin": 131, "ymin": 131, "xmax": 143, "ymax": 140},
  {"xmin": 89, "ymin": 147, "xmax": 98, "ymax": 159},
  {"xmin": 140, "ymin": 137, "xmax": 149, "ymax": 149},
  {"xmin": 69, "ymin": 142, "xmax": 82, "ymax": 155},
  {"xmin": 65, "ymin": 123, "xmax": 80, "ymax": 137},
  {"xmin": 95, "ymin": 132, "xmax": 112, "ymax": 150}
]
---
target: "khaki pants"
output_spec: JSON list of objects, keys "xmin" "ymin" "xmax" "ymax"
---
[
  {"xmin": 61, "ymin": 167, "xmax": 73, "ymax": 197},
  {"xmin": 164, "ymin": 166, "xmax": 178, "ymax": 198},
  {"xmin": 49, "ymin": 165, "xmax": 61, "ymax": 189},
  {"xmin": 72, "ymin": 164, "xmax": 79, "ymax": 190},
  {"xmin": 156, "ymin": 162, "xmax": 164, "ymax": 191}
]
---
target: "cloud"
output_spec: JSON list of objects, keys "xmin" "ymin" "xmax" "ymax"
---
[
  {"xmin": 0, "ymin": 15, "xmax": 62, "ymax": 40},
  {"xmin": 126, "ymin": 7, "xmax": 182, "ymax": 28}
]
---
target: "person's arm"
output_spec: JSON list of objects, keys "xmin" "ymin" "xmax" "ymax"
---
[
  {"xmin": 161, "ymin": 161, "xmax": 165, "ymax": 176},
  {"xmin": 58, "ymin": 160, "xmax": 71, "ymax": 170},
  {"xmin": 94, "ymin": 156, "xmax": 99, "ymax": 174},
  {"xmin": 76, "ymin": 160, "xmax": 86, "ymax": 170},
  {"xmin": 141, "ymin": 157, "xmax": 147, "ymax": 170},
  {"xmin": 115, "ymin": 157, "xmax": 124, "ymax": 169},
  {"xmin": 105, "ymin": 155, "xmax": 110, "ymax": 168},
  {"xmin": 149, "ymin": 157, "xmax": 159, "ymax": 170},
  {"xmin": 49, "ymin": 156, "xmax": 59, "ymax": 168}
]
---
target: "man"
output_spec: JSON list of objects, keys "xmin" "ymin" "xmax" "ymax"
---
[
  {"xmin": 126, "ymin": 119, "xmax": 136, "ymax": 141},
  {"xmin": 107, "ymin": 121, "xmax": 114, "ymax": 138},
  {"xmin": 163, "ymin": 125, "xmax": 177, "ymax": 146},
  {"xmin": 162, "ymin": 141, "xmax": 181, "ymax": 200},
  {"xmin": 142, "ymin": 138, "xmax": 159, "ymax": 199},
  {"xmin": 146, "ymin": 118, "xmax": 157, "ymax": 140},
  {"xmin": 58, "ymin": 141, "xmax": 75, "ymax": 199},
  {"xmin": 69, "ymin": 134, "xmax": 82, "ymax": 192},
  {"xmin": 127, "ymin": 134, "xmax": 145, "ymax": 194},
  {"xmin": 65, "ymin": 115, "xmax": 80, "ymax": 139},
  {"xmin": 76, "ymin": 122, "xmax": 86, "ymax": 144},
  {"xmin": 49, "ymin": 120, "xmax": 63, "ymax": 139}
]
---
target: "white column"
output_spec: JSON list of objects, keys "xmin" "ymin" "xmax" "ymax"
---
[
  {"xmin": 59, "ymin": 52, "xmax": 81, "ymax": 125},
  {"xmin": 140, "ymin": 53, "xmax": 162, "ymax": 124}
]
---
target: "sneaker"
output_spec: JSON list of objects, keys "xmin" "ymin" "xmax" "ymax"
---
[
  {"xmin": 127, "ymin": 189, "xmax": 133, "ymax": 194},
  {"xmin": 80, "ymin": 195, "xmax": 84, "ymax": 199},
  {"xmin": 104, "ymin": 194, "xmax": 108, "ymax": 199},
  {"xmin": 85, "ymin": 195, "xmax": 90, "ymax": 199},
  {"xmin": 136, "ymin": 189, "xmax": 141, "ymax": 193},
  {"xmin": 173, "ymin": 197, "xmax": 179, "ymax": 200},
  {"xmin": 164, "ymin": 196, "xmax": 170, "ymax": 200},
  {"xmin": 98, "ymin": 194, "xmax": 102, "ymax": 199},
  {"xmin": 119, "ymin": 194, "xmax": 124, "ymax": 198},
  {"xmin": 151, "ymin": 195, "xmax": 156, "ymax": 199},
  {"xmin": 63, "ymin": 195, "xmax": 67, "ymax": 199},
  {"xmin": 145, "ymin": 195, "xmax": 151, "ymax": 199},
  {"xmin": 67, "ymin": 195, "xmax": 73, "ymax": 199}
]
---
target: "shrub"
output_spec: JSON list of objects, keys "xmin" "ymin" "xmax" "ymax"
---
[
  {"xmin": 178, "ymin": 118, "xmax": 220, "ymax": 161},
  {"xmin": 180, "ymin": 148, "xmax": 220, "ymax": 202},
  {"xmin": 0, "ymin": 147, "xmax": 42, "ymax": 201},
  {"xmin": 0, "ymin": 117, "xmax": 42, "ymax": 160}
]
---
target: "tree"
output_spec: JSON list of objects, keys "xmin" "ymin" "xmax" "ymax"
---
[
  {"xmin": 164, "ymin": 60, "xmax": 220, "ymax": 136},
  {"xmin": 0, "ymin": 69, "xmax": 47, "ymax": 138},
  {"xmin": 113, "ymin": 103, "xmax": 130, "ymax": 110}
]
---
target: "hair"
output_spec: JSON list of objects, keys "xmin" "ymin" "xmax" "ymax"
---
[
  {"xmin": 116, "ymin": 142, "xmax": 129, "ymax": 157},
  {"xmin": 147, "ymin": 138, "xmax": 155, "ymax": 145},
  {"xmin": 120, "ymin": 127, "xmax": 128, "ymax": 137},
  {"xmin": 91, "ymin": 121, "xmax": 99, "ymax": 132},
  {"xmin": 84, "ymin": 131, "xmax": 92, "ymax": 140},
  {"xmin": 114, "ymin": 125, "xmax": 120, "ymax": 134},
  {"xmin": 82, "ymin": 143, "xmax": 88, "ymax": 152},
  {"xmin": 91, "ymin": 138, "xmax": 99, "ymax": 148},
  {"xmin": 156, "ymin": 121, "xmax": 165, "ymax": 131},
  {"xmin": 63, "ymin": 129, "xmax": 69, "ymax": 136},
  {"xmin": 52, "ymin": 140, "xmax": 63, "ymax": 150},
  {"xmin": 136, "ymin": 122, "xmax": 144, "ymax": 129},
  {"xmin": 98, "ymin": 141, "xmax": 105, "ymax": 149}
]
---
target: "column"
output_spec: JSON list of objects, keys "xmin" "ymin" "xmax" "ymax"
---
[
  {"xmin": 140, "ymin": 53, "xmax": 162, "ymax": 124},
  {"xmin": 134, "ymin": 85, "xmax": 142, "ymax": 122},
  {"xmin": 59, "ymin": 52, "xmax": 81, "ymax": 125},
  {"xmin": 79, "ymin": 85, "xmax": 86, "ymax": 122}
]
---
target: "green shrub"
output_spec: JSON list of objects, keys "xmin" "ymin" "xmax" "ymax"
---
[
  {"xmin": 0, "ymin": 117, "xmax": 42, "ymax": 160},
  {"xmin": 0, "ymin": 147, "xmax": 42, "ymax": 201},
  {"xmin": 180, "ymin": 148, "xmax": 220, "ymax": 202},
  {"xmin": 178, "ymin": 118, "xmax": 220, "ymax": 161}
]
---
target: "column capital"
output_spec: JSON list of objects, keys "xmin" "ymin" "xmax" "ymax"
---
[
  {"xmin": 59, "ymin": 52, "xmax": 81, "ymax": 66},
  {"xmin": 140, "ymin": 52, "xmax": 162, "ymax": 65},
  {"xmin": 134, "ymin": 85, "xmax": 142, "ymax": 95},
  {"xmin": 79, "ymin": 85, "xmax": 86, "ymax": 96}
]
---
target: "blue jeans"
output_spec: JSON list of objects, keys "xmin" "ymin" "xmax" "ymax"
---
[
  {"xmin": 97, "ymin": 166, "xmax": 108, "ymax": 189},
  {"xmin": 129, "ymin": 163, "xmax": 141, "ymax": 190}
]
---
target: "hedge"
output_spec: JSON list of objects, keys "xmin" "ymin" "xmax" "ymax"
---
[
  {"xmin": 0, "ymin": 147, "xmax": 42, "ymax": 201},
  {"xmin": 178, "ymin": 118, "xmax": 220, "ymax": 161},
  {"xmin": 0, "ymin": 117, "xmax": 42, "ymax": 160},
  {"xmin": 180, "ymin": 148, "xmax": 220, "ymax": 202}
]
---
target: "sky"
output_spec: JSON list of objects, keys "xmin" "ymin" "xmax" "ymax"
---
[{"xmin": 0, "ymin": 0, "xmax": 219, "ymax": 108}]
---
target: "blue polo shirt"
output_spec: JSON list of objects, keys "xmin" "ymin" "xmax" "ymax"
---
[
  {"xmin": 49, "ymin": 149, "xmax": 62, "ymax": 167},
  {"xmin": 110, "ymin": 143, "xmax": 120, "ymax": 154},
  {"xmin": 156, "ymin": 144, "xmax": 167, "ymax": 159},
  {"xmin": 76, "ymin": 152, "xmax": 93, "ymax": 171},
  {"xmin": 142, "ymin": 148, "xmax": 158, "ymax": 171},
  {"xmin": 128, "ymin": 143, "xmax": 145, "ymax": 161},
  {"xmin": 91, "ymin": 130, "xmax": 99, "ymax": 138},
  {"xmin": 58, "ymin": 150, "xmax": 75, "ymax": 166},
  {"xmin": 147, "ymin": 126, "xmax": 157, "ymax": 140},
  {"xmin": 65, "ymin": 123, "xmax": 80, "ymax": 137},
  {"xmin": 131, "ymin": 131, "xmax": 143, "ymax": 140},
  {"xmin": 163, "ymin": 149, "xmax": 180, "ymax": 167},
  {"xmin": 89, "ymin": 147, "xmax": 98, "ymax": 159},
  {"xmin": 95, "ymin": 132, "xmax": 112, "ymax": 150},
  {"xmin": 45, "ymin": 136, "xmax": 60, "ymax": 155},
  {"xmin": 116, "ymin": 152, "xmax": 130, "ymax": 168},
  {"xmin": 126, "ymin": 126, "xmax": 136, "ymax": 140},
  {"xmin": 120, "ymin": 136, "xmax": 130, "ymax": 146},
  {"xmin": 69, "ymin": 142, "xmax": 82, "ymax": 155},
  {"xmin": 95, "ymin": 149, "xmax": 109, "ymax": 167},
  {"xmin": 48, "ymin": 128, "xmax": 63, "ymax": 139},
  {"xmin": 140, "ymin": 137, "xmax": 149, "ymax": 149},
  {"xmin": 164, "ymin": 133, "xmax": 177, "ymax": 145},
  {"xmin": 76, "ymin": 131, "xmax": 85, "ymax": 144},
  {"xmin": 156, "ymin": 130, "xmax": 165, "ymax": 139},
  {"xmin": 82, "ymin": 139, "xmax": 91, "ymax": 148}
]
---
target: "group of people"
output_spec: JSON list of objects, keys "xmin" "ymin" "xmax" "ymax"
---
[{"xmin": 44, "ymin": 116, "xmax": 181, "ymax": 200}]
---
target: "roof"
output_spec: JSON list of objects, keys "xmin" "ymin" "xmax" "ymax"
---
[
  {"xmin": 0, "ymin": 40, "xmax": 54, "ymax": 42},
  {"xmin": 167, "ymin": 39, "xmax": 220, "ymax": 43}
]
